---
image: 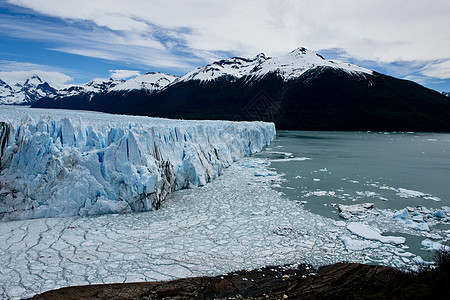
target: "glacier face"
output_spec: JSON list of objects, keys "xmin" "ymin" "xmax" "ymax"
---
[{"xmin": 0, "ymin": 106, "xmax": 275, "ymax": 221}]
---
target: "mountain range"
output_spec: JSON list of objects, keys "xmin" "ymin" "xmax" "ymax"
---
[
  {"xmin": 0, "ymin": 75, "xmax": 57, "ymax": 105},
  {"xmin": 2, "ymin": 47, "xmax": 450, "ymax": 131}
]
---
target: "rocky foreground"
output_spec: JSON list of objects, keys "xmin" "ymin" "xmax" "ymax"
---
[{"xmin": 29, "ymin": 260, "xmax": 450, "ymax": 299}]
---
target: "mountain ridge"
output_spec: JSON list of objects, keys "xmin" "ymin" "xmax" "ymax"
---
[
  {"xmin": 0, "ymin": 47, "xmax": 373, "ymax": 105},
  {"xmin": 4, "ymin": 47, "xmax": 450, "ymax": 132},
  {"xmin": 0, "ymin": 74, "xmax": 58, "ymax": 105}
]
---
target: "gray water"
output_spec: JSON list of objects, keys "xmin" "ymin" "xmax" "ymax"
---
[
  {"xmin": 256, "ymin": 131, "xmax": 450, "ymax": 219},
  {"xmin": 252, "ymin": 131, "xmax": 450, "ymax": 258}
]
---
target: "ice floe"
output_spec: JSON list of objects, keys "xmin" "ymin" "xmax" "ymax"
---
[
  {"xmin": 339, "ymin": 235, "xmax": 381, "ymax": 251},
  {"xmin": 0, "ymin": 156, "xmax": 432, "ymax": 300},
  {"xmin": 338, "ymin": 203, "xmax": 374, "ymax": 219},
  {"xmin": 421, "ymin": 239, "xmax": 450, "ymax": 251},
  {"xmin": 270, "ymin": 157, "xmax": 312, "ymax": 163},
  {"xmin": 397, "ymin": 188, "xmax": 442, "ymax": 202},
  {"xmin": 346, "ymin": 222, "xmax": 406, "ymax": 245}
]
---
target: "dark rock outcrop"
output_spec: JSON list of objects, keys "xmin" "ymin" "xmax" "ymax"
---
[{"xmin": 29, "ymin": 263, "xmax": 405, "ymax": 299}]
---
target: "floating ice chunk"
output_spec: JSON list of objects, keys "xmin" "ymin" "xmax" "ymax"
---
[
  {"xmin": 339, "ymin": 235, "xmax": 381, "ymax": 251},
  {"xmin": 397, "ymin": 188, "xmax": 426, "ymax": 198},
  {"xmin": 339, "ymin": 203, "xmax": 374, "ymax": 215},
  {"xmin": 303, "ymin": 191, "xmax": 336, "ymax": 197},
  {"xmin": 393, "ymin": 208, "xmax": 430, "ymax": 231},
  {"xmin": 412, "ymin": 256, "xmax": 434, "ymax": 266},
  {"xmin": 397, "ymin": 188, "xmax": 441, "ymax": 201},
  {"xmin": 346, "ymin": 222, "xmax": 406, "ymax": 245},
  {"xmin": 406, "ymin": 220, "xmax": 430, "ymax": 231},
  {"xmin": 270, "ymin": 157, "xmax": 311, "ymax": 163},
  {"xmin": 356, "ymin": 191, "xmax": 378, "ymax": 198},
  {"xmin": 253, "ymin": 170, "xmax": 277, "ymax": 177},
  {"xmin": 338, "ymin": 203, "xmax": 374, "ymax": 219},
  {"xmin": 267, "ymin": 151, "xmax": 293, "ymax": 157},
  {"xmin": 241, "ymin": 159, "xmax": 270, "ymax": 168},
  {"xmin": 421, "ymin": 239, "xmax": 450, "ymax": 251},
  {"xmin": 334, "ymin": 221, "xmax": 347, "ymax": 227},
  {"xmin": 411, "ymin": 215, "xmax": 424, "ymax": 222},
  {"xmin": 434, "ymin": 210, "xmax": 446, "ymax": 218},
  {"xmin": 339, "ymin": 212, "xmax": 352, "ymax": 220},
  {"xmin": 394, "ymin": 208, "xmax": 410, "ymax": 220},
  {"xmin": 441, "ymin": 206, "xmax": 450, "ymax": 212}
]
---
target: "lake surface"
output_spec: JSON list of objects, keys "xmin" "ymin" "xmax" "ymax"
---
[
  {"xmin": 259, "ymin": 131, "xmax": 450, "ymax": 213},
  {"xmin": 254, "ymin": 130, "xmax": 450, "ymax": 255}
]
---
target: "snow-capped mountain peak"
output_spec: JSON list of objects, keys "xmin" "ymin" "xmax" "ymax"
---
[
  {"xmin": 0, "ymin": 74, "xmax": 58, "ymax": 105},
  {"xmin": 111, "ymin": 72, "xmax": 177, "ymax": 92},
  {"xmin": 1, "ymin": 47, "xmax": 375, "ymax": 105},
  {"xmin": 0, "ymin": 79, "xmax": 15, "ymax": 98},
  {"xmin": 55, "ymin": 78, "xmax": 124, "ymax": 98},
  {"xmin": 23, "ymin": 74, "xmax": 44, "ymax": 86},
  {"xmin": 84, "ymin": 78, "xmax": 123, "ymax": 92},
  {"xmin": 178, "ymin": 47, "xmax": 373, "ymax": 83}
]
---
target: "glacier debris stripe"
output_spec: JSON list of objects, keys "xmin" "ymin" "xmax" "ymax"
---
[{"xmin": 0, "ymin": 106, "xmax": 275, "ymax": 221}]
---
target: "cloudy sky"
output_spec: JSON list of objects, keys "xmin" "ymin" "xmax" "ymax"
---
[{"xmin": 1, "ymin": 0, "xmax": 449, "ymax": 91}]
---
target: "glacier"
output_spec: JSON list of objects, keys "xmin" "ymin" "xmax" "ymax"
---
[{"xmin": 0, "ymin": 106, "xmax": 275, "ymax": 221}]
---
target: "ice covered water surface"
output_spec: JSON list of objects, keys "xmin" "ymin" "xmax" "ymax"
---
[
  {"xmin": 0, "ymin": 106, "xmax": 275, "ymax": 220},
  {"xmin": 0, "ymin": 157, "xmax": 429, "ymax": 300},
  {"xmin": 255, "ymin": 131, "xmax": 450, "ymax": 261}
]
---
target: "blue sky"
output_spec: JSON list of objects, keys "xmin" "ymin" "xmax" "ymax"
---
[{"xmin": 1, "ymin": 0, "xmax": 450, "ymax": 92}]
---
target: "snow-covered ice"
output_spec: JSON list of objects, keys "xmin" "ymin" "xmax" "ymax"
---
[
  {"xmin": 0, "ymin": 156, "xmax": 429, "ymax": 300},
  {"xmin": 421, "ymin": 239, "xmax": 450, "ymax": 251},
  {"xmin": 339, "ymin": 203, "xmax": 374, "ymax": 219},
  {"xmin": 270, "ymin": 157, "xmax": 312, "ymax": 163},
  {"xmin": 397, "ymin": 188, "xmax": 442, "ymax": 202},
  {"xmin": 346, "ymin": 222, "xmax": 406, "ymax": 245},
  {"xmin": 0, "ymin": 106, "xmax": 275, "ymax": 220},
  {"xmin": 339, "ymin": 235, "xmax": 381, "ymax": 251}
]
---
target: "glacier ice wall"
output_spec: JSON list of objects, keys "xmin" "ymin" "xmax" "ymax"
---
[{"xmin": 0, "ymin": 106, "xmax": 275, "ymax": 221}]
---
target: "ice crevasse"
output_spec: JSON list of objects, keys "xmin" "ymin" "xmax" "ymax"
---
[{"xmin": 0, "ymin": 107, "xmax": 275, "ymax": 221}]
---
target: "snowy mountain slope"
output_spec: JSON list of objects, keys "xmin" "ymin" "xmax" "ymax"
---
[
  {"xmin": 0, "ymin": 79, "xmax": 14, "ymax": 98},
  {"xmin": 0, "ymin": 106, "xmax": 275, "ymax": 221},
  {"xmin": 56, "ymin": 78, "xmax": 124, "ymax": 97},
  {"xmin": 0, "ymin": 74, "xmax": 162, "ymax": 105},
  {"xmin": 10, "ymin": 47, "xmax": 369, "ymax": 105},
  {"xmin": 110, "ymin": 72, "xmax": 177, "ymax": 92},
  {"xmin": 30, "ymin": 47, "xmax": 450, "ymax": 132},
  {"xmin": 442, "ymin": 91, "xmax": 450, "ymax": 97},
  {"xmin": 177, "ymin": 47, "xmax": 372, "ymax": 83},
  {"xmin": 0, "ymin": 75, "xmax": 58, "ymax": 105},
  {"xmin": 36, "ymin": 73, "xmax": 176, "ymax": 104}
]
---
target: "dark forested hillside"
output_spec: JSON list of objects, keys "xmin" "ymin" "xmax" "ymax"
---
[{"xmin": 33, "ymin": 67, "xmax": 450, "ymax": 132}]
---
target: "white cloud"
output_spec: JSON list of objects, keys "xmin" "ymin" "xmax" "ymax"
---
[
  {"xmin": 109, "ymin": 69, "xmax": 140, "ymax": 80},
  {"xmin": 0, "ymin": 61, "xmax": 73, "ymax": 88},
  {"xmin": 421, "ymin": 60, "xmax": 450, "ymax": 80},
  {"xmin": 0, "ymin": 12, "xmax": 195, "ymax": 72},
  {"xmin": 4, "ymin": 0, "xmax": 450, "ymax": 81},
  {"xmin": 0, "ymin": 70, "xmax": 73, "ymax": 88},
  {"xmin": 402, "ymin": 75, "xmax": 428, "ymax": 86}
]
